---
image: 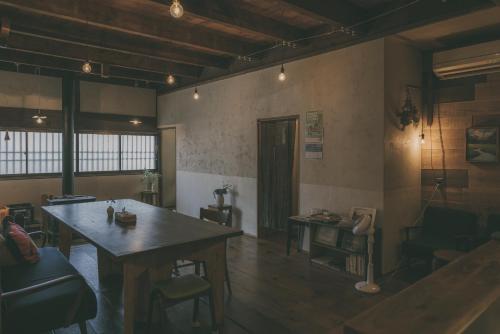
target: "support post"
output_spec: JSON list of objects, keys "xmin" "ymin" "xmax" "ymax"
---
[{"xmin": 62, "ymin": 74, "xmax": 78, "ymax": 195}]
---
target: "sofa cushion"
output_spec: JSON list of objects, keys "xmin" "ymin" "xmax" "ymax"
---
[
  {"xmin": 2, "ymin": 216, "xmax": 39, "ymax": 264},
  {"xmin": 1, "ymin": 247, "xmax": 97, "ymax": 334}
]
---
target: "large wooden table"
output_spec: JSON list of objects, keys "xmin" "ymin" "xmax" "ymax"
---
[
  {"xmin": 42, "ymin": 199, "xmax": 243, "ymax": 334},
  {"xmin": 344, "ymin": 240, "xmax": 500, "ymax": 334}
]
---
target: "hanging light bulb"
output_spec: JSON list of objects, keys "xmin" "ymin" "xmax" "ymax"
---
[
  {"xmin": 4, "ymin": 131, "xmax": 10, "ymax": 141},
  {"xmin": 170, "ymin": 0, "xmax": 184, "ymax": 18},
  {"xmin": 32, "ymin": 67, "xmax": 47, "ymax": 124},
  {"xmin": 420, "ymin": 132, "xmax": 425, "ymax": 145},
  {"xmin": 278, "ymin": 64, "xmax": 286, "ymax": 82},
  {"xmin": 193, "ymin": 87, "xmax": 200, "ymax": 100},
  {"xmin": 82, "ymin": 61, "xmax": 92, "ymax": 74},
  {"xmin": 166, "ymin": 74, "xmax": 176, "ymax": 85}
]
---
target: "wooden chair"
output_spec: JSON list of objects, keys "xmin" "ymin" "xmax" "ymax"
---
[
  {"xmin": 199, "ymin": 208, "xmax": 232, "ymax": 295},
  {"xmin": 146, "ymin": 273, "xmax": 216, "ymax": 333}
]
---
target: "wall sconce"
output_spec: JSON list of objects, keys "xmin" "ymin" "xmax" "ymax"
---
[{"xmin": 397, "ymin": 86, "xmax": 420, "ymax": 130}]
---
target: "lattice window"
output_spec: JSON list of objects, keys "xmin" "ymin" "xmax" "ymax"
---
[
  {"xmin": 78, "ymin": 133, "xmax": 120, "ymax": 172},
  {"xmin": 0, "ymin": 131, "xmax": 27, "ymax": 175},
  {"xmin": 121, "ymin": 135, "xmax": 156, "ymax": 171}
]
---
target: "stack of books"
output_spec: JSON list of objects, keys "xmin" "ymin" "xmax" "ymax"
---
[{"xmin": 346, "ymin": 255, "xmax": 366, "ymax": 277}]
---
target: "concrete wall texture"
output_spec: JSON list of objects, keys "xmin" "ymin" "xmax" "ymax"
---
[
  {"xmin": 158, "ymin": 37, "xmax": 422, "ymax": 273},
  {"xmin": 0, "ymin": 70, "xmax": 156, "ymax": 219}
]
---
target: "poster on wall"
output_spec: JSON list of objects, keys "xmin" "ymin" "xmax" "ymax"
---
[{"xmin": 305, "ymin": 111, "xmax": 323, "ymax": 159}]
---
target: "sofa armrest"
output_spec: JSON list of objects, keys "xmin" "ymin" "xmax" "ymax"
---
[
  {"xmin": 1, "ymin": 274, "xmax": 84, "ymax": 301},
  {"xmin": 404, "ymin": 226, "xmax": 423, "ymax": 241}
]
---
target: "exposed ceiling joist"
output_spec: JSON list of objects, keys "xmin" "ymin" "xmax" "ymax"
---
[
  {"xmin": 0, "ymin": 48, "xmax": 170, "ymax": 84},
  {"xmin": 5, "ymin": 32, "xmax": 202, "ymax": 78},
  {"xmin": 277, "ymin": 0, "xmax": 366, "ymax": 27},
  {"xmin": 3, "ymin": 10, "xmax": 230, "ymax": 69},
  {"xmin": 0, "ymin": 0, "xmax": 261, "ymax": 56},
  {"xmin": 148, "ymin": 0, "xmax": 305, "ymax": 42}
]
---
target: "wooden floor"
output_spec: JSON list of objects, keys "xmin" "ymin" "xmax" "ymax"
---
[{"xmin": 55, "ymin": 235, "xmax": 411, "ymax": 334}]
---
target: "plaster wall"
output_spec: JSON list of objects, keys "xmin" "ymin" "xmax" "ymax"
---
[{"xmin": 158, "ymin": 39, "xmax": 386, "ymax": 237}]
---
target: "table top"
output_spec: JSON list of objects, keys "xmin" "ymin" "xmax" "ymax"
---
[
  {"xmin": 46, "ymin": 195, "xmax": 96, "ymax": 205},
  {"xmin": 344, "ymin": 240, "xmax": 500, "ymax": 334},
  {"xmin": 42, "ymin": 199, "xmax": 242, "ymax": 259}
]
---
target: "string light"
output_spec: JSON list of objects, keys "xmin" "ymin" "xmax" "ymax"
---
[
  {"xmin": 278, "ymin": 64, "xmax": 286, "ymax": 82},
  {"xmin": 170, "ymin": 0, "xmax": 184, "ymax": 18},
  {"xmin": 82, "ymin": 61, "xmax": 92, "ymax": 74},
  {"xmin": 193, "ymin": 87, "xmax": 200, "ymax": 100},
  {"xmin": 166, "ymin": 74, "xmax": 176, "ymax": 85}
]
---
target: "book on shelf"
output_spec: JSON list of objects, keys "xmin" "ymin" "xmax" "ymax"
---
[{"xmin": 346, "ymin": 254, "xmax": 366, "ymax": 276}]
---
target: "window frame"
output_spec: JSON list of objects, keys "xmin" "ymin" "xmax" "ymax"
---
[{"xmin": 0, "ymin": 129, "xmax": 159, "ymax": 179}]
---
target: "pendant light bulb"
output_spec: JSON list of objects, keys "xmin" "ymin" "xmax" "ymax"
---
[
  {"xmin": 166, "ymin": 74, "xmax": 176, "ymax": 85},
  {"xmin": 420, "ymin": 133, "xmax": 425, "ymax": 145},
  {"xmin": 82, "ymin": 61, "xmax": 92, "ymax": 74},
  {"xmin": 36, "ymin": 117, "xmax": 43, "ymax": 124},
  {"xmin": 278, "ymin": 64, "xmax": 286, "ymax": 82},
  {"xmin": 193, "ymin": 87, "xmax": 200, "ymax": 100},
  {"xmin": 170, "ymin": 0, "xmax": 184, "ymax": 18},
  {"xmin": 4, "ymin": 131, "xmax": 10, "ymax": 141}
]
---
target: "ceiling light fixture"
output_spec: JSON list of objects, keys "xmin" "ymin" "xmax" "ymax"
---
[
  {"xmin": 170, "ymin": 0, "xmax": 184, "ymax": 18},
  {"xmin": 420, "ymin": 132, "xmax": 425, "ymax": 145},
  {"xmin": 193, "ymin": 87, "xmax": 200, "ymax": 100},
  {"xmin": 4, "ymin": 131, "xmax": 10, "ymax": 141},
  {"xmin": 82, "ymin": 61, "xmax": 92, "ymax": 74},
  {"xmin": 32, "ymin": 67, "xmax": 47, "ymax": 124},
  {"xmin": 278, "ymin": 64, "xmax": 286, "ymax": 82},
  {"xmin": 166, "ymin": 74, "xmax": 176, "ymax": 85},
  {"xmin": 130, "ymin": 119, "xmax": 143, "ymax": 125}
]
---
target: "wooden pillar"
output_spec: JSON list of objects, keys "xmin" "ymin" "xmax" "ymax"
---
[{"xmin": 62, "ymin": 75, "xmax": 78, "ymax": 195}]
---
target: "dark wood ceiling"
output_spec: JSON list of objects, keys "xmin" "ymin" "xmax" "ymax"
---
[{"xmin": 0, "ymin": 0, "xmax": 497, "ymax": 92}]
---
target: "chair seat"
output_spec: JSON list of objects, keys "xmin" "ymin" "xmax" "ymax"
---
[
  {"xmin": 154, "ymin": 274, "xmax": 211, "ymax": 300},
  {"xmin": 1, "ymin": 247, "xmax": 97, "ymax": 334}
]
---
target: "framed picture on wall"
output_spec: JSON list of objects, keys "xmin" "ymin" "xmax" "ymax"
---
[{"xmin": 466, "ymin": 127, "xmax": 499, "ymax": 163}]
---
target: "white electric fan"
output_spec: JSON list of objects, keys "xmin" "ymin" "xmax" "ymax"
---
[{"xmin": 352, "ymin": 210, "xmax": 380, "ymax": 294}]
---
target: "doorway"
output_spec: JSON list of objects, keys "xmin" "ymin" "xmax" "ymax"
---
[
  {"xmin": 257, "ymin": 116, "xmax": 299, "ymax": 239},
  {"xmin": 161, "ymin": 127, "xmax": 176, "ymax": 209}
]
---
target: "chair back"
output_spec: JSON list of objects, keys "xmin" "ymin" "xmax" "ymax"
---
[
  {"xmin": 486, "ymin": 214, "xmax": 500, "ymax": 237},
  {"xmin": 199, "ymin": 208, "xmax": 225, "ymax": 225},
  {"xmin": 423, "ymin": 206, "xmax": 478, "ymax": 238}
]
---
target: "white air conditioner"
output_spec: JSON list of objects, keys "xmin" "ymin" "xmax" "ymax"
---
[{"xmin": 433, "ymin": 40, "xmax": 500, "ymax": 80}]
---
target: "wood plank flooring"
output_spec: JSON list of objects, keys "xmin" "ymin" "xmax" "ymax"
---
[{"xmin": 56, "ymin": 236, "xmax": 411, "ymax": 334}]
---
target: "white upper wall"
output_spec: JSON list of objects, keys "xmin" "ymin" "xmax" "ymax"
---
[
  {"xmin": 80, "ymin": 81, "xmax": 156, "ymax": 116},
  {"xmin": 0, "ymin": 70, "xmax": 61, "ymax": 110}
]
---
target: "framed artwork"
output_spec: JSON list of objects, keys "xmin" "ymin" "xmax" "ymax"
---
[{"xmin": 466, "ymin": 127, "xmax": 499, "ymax": 163}]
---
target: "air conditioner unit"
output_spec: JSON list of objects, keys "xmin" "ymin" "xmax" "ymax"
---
[{"xmin": 433, "ymin": 40, "xmax": 500, "ymax": 80}]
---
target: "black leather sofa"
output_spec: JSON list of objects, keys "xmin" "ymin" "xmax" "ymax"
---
[{"xmin": 1, "ymin": 247, "xmax": 97, "ymax": 334}]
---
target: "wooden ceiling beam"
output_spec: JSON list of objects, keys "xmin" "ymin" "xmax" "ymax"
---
[
  {"xmin": 3, "ymin": 10, "xmax": 230, "ymax": 69},
  {"xmin": 5, "ymin": 32, "xmax": 202, "ymax": 78},
  {"xmin": 276, "ymin": 0, "xmax": 365, "ymax": 27},
  {"xmin": 148, "ymin": 0, "xmax": 305, "ymax": 42},
  {"xmin": 0, "ymin": 48, "xmax": 172, "ymax": 84},
  {"xmin": 0, "ymin": 0, "xmax": 260, "ymax": 56}
]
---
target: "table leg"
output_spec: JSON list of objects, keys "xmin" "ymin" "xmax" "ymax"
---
[
  {"xmin": 123, "ymin": 263, "xmax": 146, "ymax": 334},
  {"xmin": 58, "ymin": 223, "xmax": 72, "ymax": 259},
  {"xmin": 203, "ymin": 242, "xmax": 226, "ymax": 329},
  {"xmin": 97, "ymin": 249, "xmax": 113, "ymax": 282},
  {"xmin": 286, "ymin": 221, "xmax": 292, "ymax": 256}
]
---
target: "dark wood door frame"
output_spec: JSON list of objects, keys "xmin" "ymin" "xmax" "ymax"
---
[{"xmin": 257, "ymin": 115, "xmax": 300, "ymax": 239}]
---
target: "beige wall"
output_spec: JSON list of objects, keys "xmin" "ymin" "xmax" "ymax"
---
[
  {"xmin": 80, "ymin": 81, "xmax": 156, "ymax": 116},
  {"xmin": 0, "ymin": 70, "xmax": 156, "ymax": 218},
  {"xmin": 158, "ymin": 39, "xmax": 386, "ymax": 246},
  {"xmin": 383, "ymin": 38, "xmax": 422, "ymax": 272}
]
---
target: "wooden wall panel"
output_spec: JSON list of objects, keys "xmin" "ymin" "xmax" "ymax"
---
[{"xmin": 422, "ymin": 75, "xmax": 500, "ymax": 214}]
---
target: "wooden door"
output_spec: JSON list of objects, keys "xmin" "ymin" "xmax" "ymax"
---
[{"xmin": 258, "ymin": 117, "xmax": 299, "ymax": 238}]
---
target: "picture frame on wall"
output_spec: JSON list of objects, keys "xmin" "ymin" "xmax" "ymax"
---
[{"xmin": 466, "ymin": 127, "xmax": 499, "ymax": 163}]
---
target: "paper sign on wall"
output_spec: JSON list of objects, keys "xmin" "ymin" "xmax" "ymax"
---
[{"xmin": 305, "ymin": 111, "xmax": 323, "ymax": 159}]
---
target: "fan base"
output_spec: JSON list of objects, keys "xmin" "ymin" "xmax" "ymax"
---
[{"xmin": 355, "ymin": 281, "xmax": 380, "ymax": 294}]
